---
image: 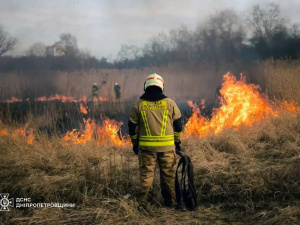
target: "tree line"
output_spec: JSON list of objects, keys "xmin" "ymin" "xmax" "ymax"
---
[{"xmin": 0, "ymin": 3, "xmax": 300, "ymax": 72}]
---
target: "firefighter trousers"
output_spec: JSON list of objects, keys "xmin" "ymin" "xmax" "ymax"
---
[{"xmin": 138, "ymin": 150, "xmax": 176, "ymax": 206}]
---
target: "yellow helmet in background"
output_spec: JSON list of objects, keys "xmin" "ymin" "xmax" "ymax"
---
[{"xmin": 144, "ymin": 73, "xmax": 164, "ymax": 92}]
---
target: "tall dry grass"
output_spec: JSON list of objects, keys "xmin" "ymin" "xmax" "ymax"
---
[
  {"xmin": 1, "ymin": 59, "xmax": 295, "ymax": 105},
  {"xmin": 0, "ymin": 60, "xmax": 270, "ymax": 103},
  {"xmin": 1, "ymin": 112, "xmax": 299, "ymax": 224},
  {"xmin": 1, "ymin": 59, "xmax": 300, "ymax": 224},
  {"xmin": 264, "ymin": 59, "xmax": 300, "ymax": 104}
]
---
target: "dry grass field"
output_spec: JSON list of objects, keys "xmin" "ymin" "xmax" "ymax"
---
[
  {"xmin": 264, "ymin": 59, "xmax": 300, "ymax": 104},
  {"xmin": 0, "ymin": 59, "xmax": 300, "ymax": 224},
  {"xmin": 1, "ymin": 113, "xmax": 299, "ymax": 224},
  {"xmin": 0, "ymin": 60, "xmax": 272, "ymax": 103}
]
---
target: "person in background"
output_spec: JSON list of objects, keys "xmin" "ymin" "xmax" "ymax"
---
[
  {"xmin": 92, "ymin": 83, "xmax": 99, "ymax": 99},
  {"xmin": 114, "ymin": 83, "xmax": 121, "ymax": 99}
]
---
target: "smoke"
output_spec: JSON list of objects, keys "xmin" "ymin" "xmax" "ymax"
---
[{"xmin": 2, "ymin": 0, "xmax": 299, "ymax": 58}]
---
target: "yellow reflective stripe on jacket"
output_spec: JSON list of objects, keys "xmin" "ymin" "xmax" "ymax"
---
[
  {"xmin": 174, "ymin": 131, "xmax": 183, "ymax": 136},
  {"xmin": 160, "ymin": 110, "xmax": 168, "ymax": 136},
  {"xmin": 139, "ymin": 135, "xmax": 174, "ymax": 146},
  {"xmin": 139, "ymin": 136, "xmax": 174, "ymax": 141},
  {"xmin": 141, "ymin": 111, "xmax": 151, "ymax": 136},
  {"xmin": 139, "ymin": 140, "xmax": 174, "ymax": 147}
]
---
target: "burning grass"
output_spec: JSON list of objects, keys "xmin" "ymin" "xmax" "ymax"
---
[
  {"xmin": 0, "ymin": 77, "xmax": 300, "ymax": 223},
  {"xmin": 0, "ymin": 113, "xmax": 299, "ymax": 224},
  {"xmin": 185, "ymin": 73, "xmax": 300, "ymax": 137},
  {"xmin": 1, "ymin": 72, "xmax": 299, "ymax": 148},
  {"xmin": 6, "ymin": 94, "xmax": 108, "ymax": 104},
  {"xmin": 1, "ymin": 67, "xmax": 300, "ymax": 223}
]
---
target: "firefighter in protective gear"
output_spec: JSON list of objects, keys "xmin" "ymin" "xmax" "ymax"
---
[
  {"xmin": 92, "ymin": 83, "xmax": 99, "ymax": 99},
  {"xmin": 128, "ymin": 73, "xmax": 183, "ymax": 208},
  {"xmin": 114, "ymin": 83, "xmax": 121, "ymax": 99}
]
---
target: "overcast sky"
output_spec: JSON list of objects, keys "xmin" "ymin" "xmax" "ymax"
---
[{"xmin": 1, "ymin": 0, "xmax": 300, "ymax": 59}]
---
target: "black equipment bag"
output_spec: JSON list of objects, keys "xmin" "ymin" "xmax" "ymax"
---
[{"xmin": 175, "ymin": 151, "xmax": 198, "ymax": 211}]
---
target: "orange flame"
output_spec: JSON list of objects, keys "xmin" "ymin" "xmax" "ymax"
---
[
  {"xmin": 80, "ymin": 104, "xmax": 88, "ymax": 114},
  {"xmin": 35, "ymin": 96, "xmax": 48, "ymax": 101},
  {"xmin": 0, "ymin": 129, "xmax": 8, "ymax": 136},
  {"xmin": 5, "ymin": 97, "xmax": 22, "ymax": 103},
  {"xmin": 44, "ymin": 94, "xmax": 77, "ymax": 102},
  {"xmin": 63, "ymin": 118, "xmax": 129, "ymax": 146},
  {"xmin": 0, "ymin": 121, "xmax": 8, "ymax": 136},
  {"xmin": 279, "ymin": 100, "xmax": 300, "ymax": 114},
  {"xmin": 11, "ymin": 123, "xmax": 34, "ymax": 144},
  {"xmin": 26, "ymin": 130, "xmax": 34, "ymax": 145},
  {"xmin": 4, "ymin": 95, "xmax": 108, "ymax": 103},
  {"xmin": 99, "ymin": 97, "xmax": 108, "ymax": 102},
  {"xmin": 63, "ymin": 118, "xmax": 95, "ymax": 145},
  {"xmin": 93, "ymin": 96, "xmax": 98, "ymax": 103},
  {"xmin": 184, "ymin": 73, "xmax": 299, "ymax": 137},
  {"xmin": 12, "ymin": 124, "xmax": 27, "ymax": 138},
  {"xmin": 93, "ymin": 96, "xmax": 108, "ymax": 103},
  {"xmin": 33, "ymin": 95, "xmax": 106, "ymax": 103},
  {"xmin": 96, "ymin": 119, "xmax": 129, "ymax": 146},
  {"xmin": 78, "ymin": 96, "xmax": 88, "ymax": 103}
]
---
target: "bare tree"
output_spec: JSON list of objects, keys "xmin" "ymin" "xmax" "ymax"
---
[
  {"xmin": 0, "ymin": 25, "xmax": 17, "ymax": 56},
  {"xmin": 26, "ymin": 42, "xmax": 46, "ymax": 56},
  {"xmin": 246, "ymin": 3, "xmax": 286, "ymax": 43},
  {"xmin": 117, "ymin": 44, "xmax": 141, "ymax": 61},
  {"xmin": 196, "ymin": 9, "xmax": 245, "ymax": 63},
  {"xmin": 169, "ymin": 25, "xmax": 195, "ymax": 60},
  {"xmin": 290, "ymin": 24, "xmax": 300, "ymax": 39},
  {"xmin": 148, "ymin": 32, "xmax": 172, "ymax": 55},
  {"xmin": 141, "ymin": 27, "xmax": 194, "ymax": 62}
]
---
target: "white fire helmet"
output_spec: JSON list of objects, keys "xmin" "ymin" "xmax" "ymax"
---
[{"xmin": 144, "ymin": 73, "xmax": 164, "ymax": 92}]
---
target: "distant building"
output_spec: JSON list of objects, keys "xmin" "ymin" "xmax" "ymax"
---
[{"xmin": 46, "ymin": 45, "xmax": 66, "ymax": 57}]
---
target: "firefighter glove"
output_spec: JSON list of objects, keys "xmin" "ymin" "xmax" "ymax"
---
[{"xmin": 133, "ymin": 145, "xmax": 139, "ymax": 155}]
